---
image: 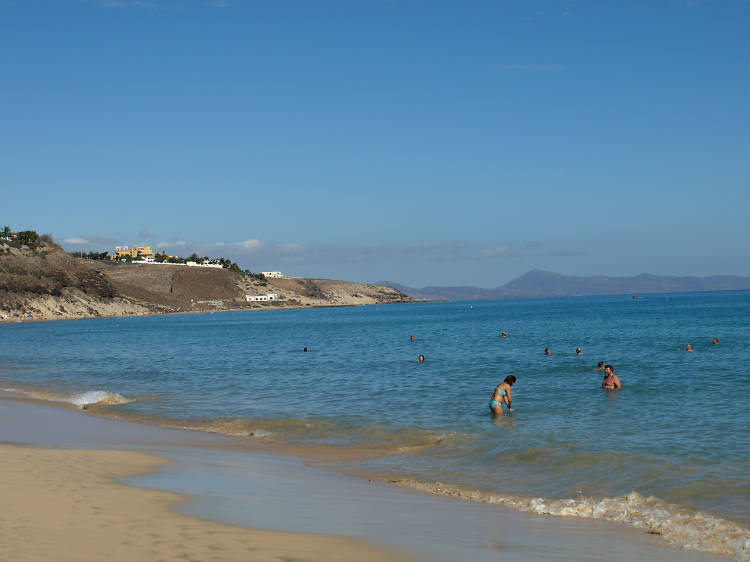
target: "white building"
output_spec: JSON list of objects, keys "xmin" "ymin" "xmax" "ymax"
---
[
  {"xmin": 186, "ymin": 261, "xmax": 224, "ymax": 268},
  {"xmin": 260, "ymin": 271, "xmax": 284, "ymax": 278},
  {"xmin": 246, "ymin": 293, "xmax": 279, "ymax": 302}
]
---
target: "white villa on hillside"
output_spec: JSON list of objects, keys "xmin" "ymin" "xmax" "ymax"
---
[
  {"xmin": 187, "ymin": 261, "xmax": 223, "ymax": 268},
  {"xmin": 246, "ymin": 294, "xmax": 279, "ymax": 302},
  {"xmin": 261, "ymin": 271, "xmax": 284, "ymax": 278}
]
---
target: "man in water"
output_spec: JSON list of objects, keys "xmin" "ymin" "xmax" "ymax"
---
[
  {"xmin": 544, "ymin": 348, "xmax": 551, "ymax": 355},
  {"xmin": 595, "ymin": 361, "xmax": 605, "ymax": 370},
  {"xmin": 418, "ymin": 354, "xmax": 425, "ymax": 363},
  {"xmin": 576, "ymin": 347, "xmax": 583, "ymax": 355},
  {"xmin": 601, "ymin": 365, "xmax": 621, "ymax": 389},
  {"xmin": 489, "ymin": 375, "xmax": 516, "ymax": 415},
  {"xmin": 712, "ymin": 337, "xmax": 719, "ymax": 345},
  {"xmin": 685, "ymin": 344, "xmax": 693, "ymax": 352},
  {"xmin": 501, "ymin": 331, "xmax": 508, "ymax": 338}
]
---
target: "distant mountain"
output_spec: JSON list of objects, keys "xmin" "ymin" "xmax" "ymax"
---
[
  {"xmin": 379, "ymin": 269, "xmax": 750, "ymax": 301},
  {"xmin": 380, "ymin": 282, "xmax": 505, "ymax": 301}
]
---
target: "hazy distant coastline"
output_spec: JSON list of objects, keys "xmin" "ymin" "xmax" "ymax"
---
[{"xmin": 383, "ymin": 269, "xmax": 750, "ymax": 301}]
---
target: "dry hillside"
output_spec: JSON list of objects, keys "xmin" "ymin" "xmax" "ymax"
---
[
  {"xmin": 0, "ymin": 241, "xmax": 150, "ymax": 319},
  {"xmin": 0, "ymin": 238, "xmax": 413, "ymax": 321}
]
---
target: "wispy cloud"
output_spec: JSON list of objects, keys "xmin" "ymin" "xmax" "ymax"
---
[
  {"xmin": 480, "ymin": 246, "xmax": 517, "ymax": 258},
  {"xmin": 156, "ymin": 240, "xmax": 187, "ymax": 247},
  {"xmin": 235, "ymin": 239, "xmax": 262, "ymax": 251},
  {"xmin": 542, "ymin": 249, "xmax": 587, "ymax": 257},
  {"xmin": 59, "ymin": 235, "xmax": 585, "ymax": 274},
  {"xmin": 60, "ymin": 234, "xmax": 120, "ymax": 248},
  {"xmin": 279, "ymin": 243, "xmax": 304, "ymax": 253},
  {"xmin": 491, "ymin": 64, "xmax": 566, "ymax": 72},
  {"xmin": 477, "ymin": 243, "xmax": 586, "ymax": 259}
]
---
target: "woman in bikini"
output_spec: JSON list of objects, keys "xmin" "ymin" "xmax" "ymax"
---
[{"xmin": 489, "ymin": 375, "xmax": 516, "ymax": 415}]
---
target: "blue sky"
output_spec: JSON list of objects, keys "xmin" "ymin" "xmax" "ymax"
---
[{"xmin": 2, "ymin": 0, "xmax": 748, "ymax": 288}]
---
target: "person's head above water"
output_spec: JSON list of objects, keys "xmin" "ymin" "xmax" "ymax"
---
[
  {"xmin": 597, "ymin": 361, "xmax": 605, "ymax": 369},
  {"xmin": 685, "ymin": 344, "xmax": 693, "ymax": 352},
  {"xmin": 576, "ymin": 347, "xmax": 582, "ymax": 355},
  {"xmin": 604, "ymin": 364, "xmax": 614, "ymax": 374},
  {"xmin": 504, "ymin": 375, "xmax": 516, "ymax": 386},
  {"xmin": 712, "ymin": 337, "xmax": 719, "ymax": 345},
  {"xmin": 544, "ymin": 348, "xmax": 551, "ymax": 355},
  {"xmin": 418, "ymin": 354, "xmax": 425, "ymax": 362},
  {"xmin": 501, "ymin": 331, "xmax": 508, "ymax": 338}
]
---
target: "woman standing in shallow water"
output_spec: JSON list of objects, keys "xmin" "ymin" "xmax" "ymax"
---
[{"xmin": 489, "ymin": 375, "xmax": 516, "ymax": 415}]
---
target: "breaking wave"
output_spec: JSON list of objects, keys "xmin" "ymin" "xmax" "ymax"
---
[
  {"xmin": 387, "ymin": 478, "xmax": 750, "ymax": 560},
  {"xmin": 1, "ymin": 386, "xmax": 133, "ymax": 409},
  {"xmin": 64, "ymin": 390, "xmax": 133, "ymax": 408}
]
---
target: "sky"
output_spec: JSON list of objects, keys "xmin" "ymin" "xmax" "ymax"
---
[{"xmin": 2, "ymin": 0, "xmax": 749, "ymax": 288}]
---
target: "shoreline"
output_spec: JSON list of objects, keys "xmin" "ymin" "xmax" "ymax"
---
[
  {"xmin": 0, "ymin": 300, "xmax": 403, "ymax": 324},
  {"xmin": 0, "ymin": 442, "xmax": 409, "ymax": 562},
  {"xmin": 0, "ymin": 396, "xmax": 734, "ymax": 561}
]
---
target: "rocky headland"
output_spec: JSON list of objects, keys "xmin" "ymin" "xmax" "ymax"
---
[{"xmin": 0, "ymin": 236, "xmax": 413, "ymax": 322}]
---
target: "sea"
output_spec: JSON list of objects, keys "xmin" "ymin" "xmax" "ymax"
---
[{"xmin": 1, "ymin": 291, "xmax": 749, "ymax": 560}]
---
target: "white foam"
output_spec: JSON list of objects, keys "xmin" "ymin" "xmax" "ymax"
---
[
  {"xmin": 0, "ymin": 386, "xmax": 132, "ymax": 408},
  {"xmin": 61, "ymin": 390, "xmax": 133, "ymax": 408},
  {"xmin": 33, "ymin": 390, "xmax": 133, "ymax": 409},
  {"xmin": 389, "ymin": 479, "xmax": 750, "ymax": 560}
]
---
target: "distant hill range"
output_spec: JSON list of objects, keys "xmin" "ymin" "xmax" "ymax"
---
[{"xmin": 380, "ymin": 269, "xmax": 750, "ymax": 301}]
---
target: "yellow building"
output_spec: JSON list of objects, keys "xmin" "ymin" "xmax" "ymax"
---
[
  {"xmin": 131, "ymin": 246, "xmax": 153, "ymax": 259},
  {"xmin": 113, "ymin": 247, "xmax": 131, "ymax": 260},
  {"xmin": 111, "ymin": 246, "xmax": 154, "ymax": 260}
]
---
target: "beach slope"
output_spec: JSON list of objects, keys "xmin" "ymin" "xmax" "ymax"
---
[{"xmin": 0, "ymin": 443, "xmax": 406, "ymax": 562}]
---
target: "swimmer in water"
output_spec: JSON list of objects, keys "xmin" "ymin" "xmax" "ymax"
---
[
  {"xmin": 576, "ymin": 347, "xmax": 583, "ymax": 355},
  {"xmin": 410, "ymin": 335, "xmax": 415, "ymax": 341},
  {"xmin": 489, "ymin": 375, "xmax": 516, "ymax": 415},
  {"xmin": 601, "ymin": 365, "xmax": 621, "ymax": 389},
  {"xmin": 685, "ymin": 344, "xmax": 693, "ymax": 352},
  {"xmin": 712, "ymin": 337, "xmax": 719, "ymax": 345},
  {"xmin": 544, "ymin": 348, "xmax": 551, "ymax": 355},
  {"xmin": 418, "ymin": 354, "xmax": 425, "ymax": 363},
  {"xmin": 595, "ymin": 361, "xmax": 605, "ymax": 371},
  {"xmin": 501, "ymin": 331, "xmax": 508, "ymax": 338}
]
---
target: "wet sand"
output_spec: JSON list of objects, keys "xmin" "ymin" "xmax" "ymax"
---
[
  {"xmin": 0, "ymin": 445, "xmax": 405, "ymax": 562},
  {"xmin": 0, "ymin": 398, "xmax": 729, "ymax": 561}
]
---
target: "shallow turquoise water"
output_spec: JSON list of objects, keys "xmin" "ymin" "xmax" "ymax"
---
[{"xmin": 1, "ymin": 291, "xmax": 749, "ymax": 555}]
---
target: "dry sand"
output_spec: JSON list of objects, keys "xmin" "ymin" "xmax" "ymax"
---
[{"xmin": 0, "ymin": 444, "xmax": 406, "ymax": 562}]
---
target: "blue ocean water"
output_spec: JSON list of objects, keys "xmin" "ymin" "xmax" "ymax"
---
[{"xmin": 1, "ymin": 292, "xmax": 749, "ymax": 557}]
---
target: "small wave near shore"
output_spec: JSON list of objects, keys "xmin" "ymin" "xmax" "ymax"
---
[
  {"xmin": 2, "ymin": 387, "xmax": 133, "ymax": 409},
  {"xmin": 382, "ymin": 477, "xmax": 750, "ymax": 561}
]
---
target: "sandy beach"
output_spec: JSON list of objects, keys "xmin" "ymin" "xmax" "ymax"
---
[
  {"xmin": 0, "ymin": 444, "xmax": 405, "ymax": 562},
  {"xmin": 0, "ymin": 397, "xmax": 729, "ymax": 562}
]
